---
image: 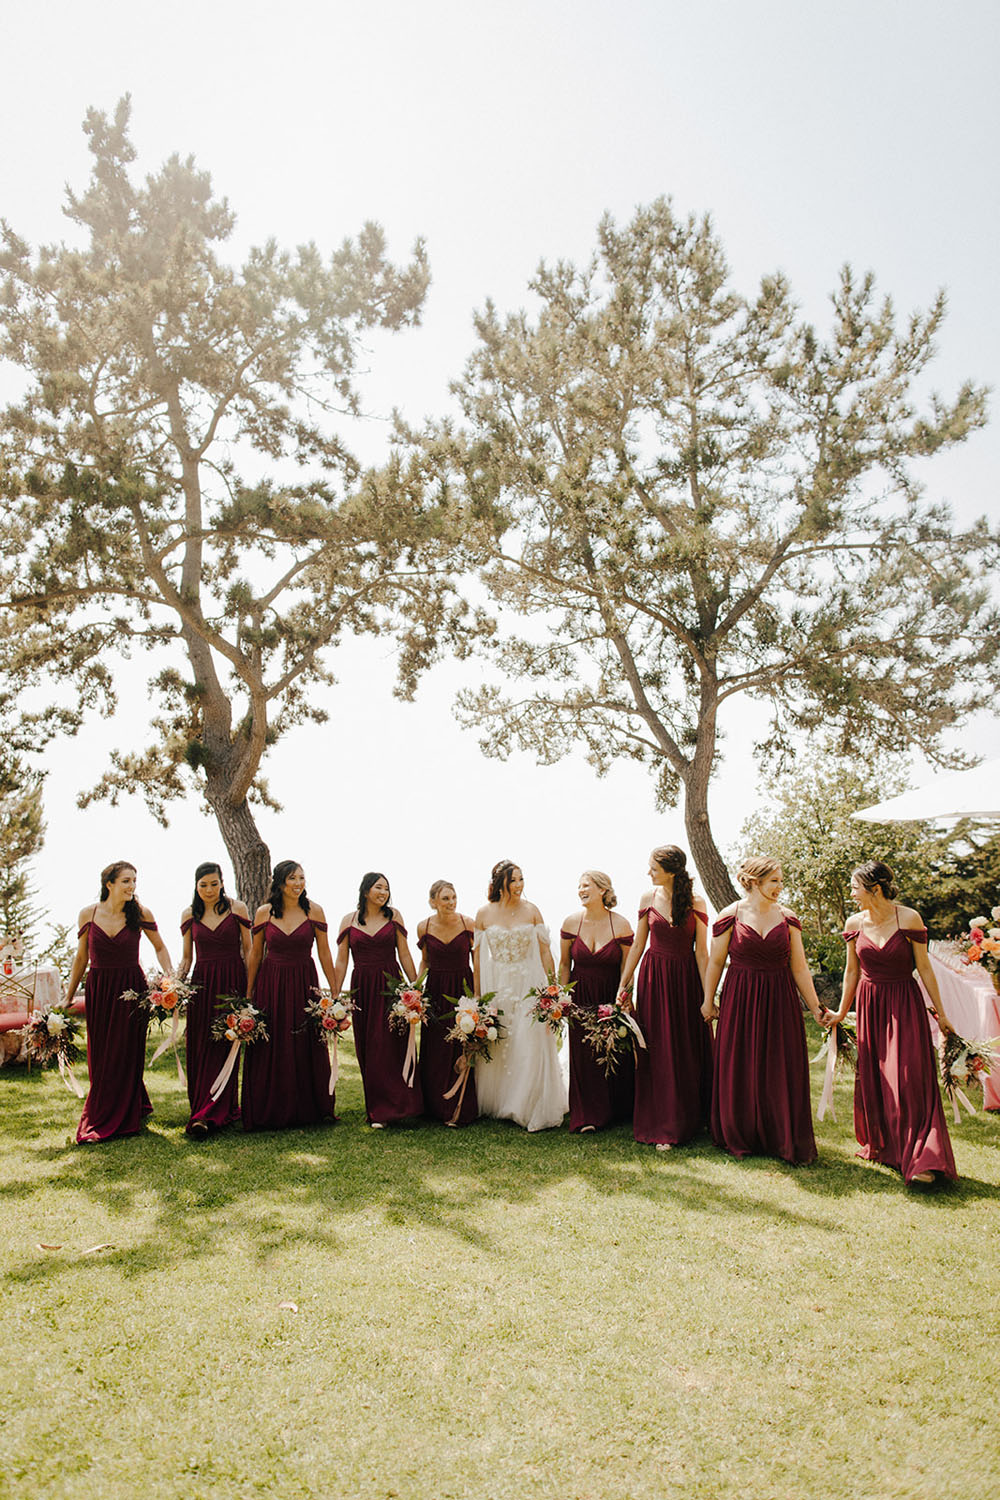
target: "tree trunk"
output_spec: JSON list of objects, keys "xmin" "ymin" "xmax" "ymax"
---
[
  {"xmin": 205, "ymin": 789, "xmax": 272, "ymax": 910},
  {"xmin": 682, "ymin": 765, "xmax": 739, "ymax": 910}
]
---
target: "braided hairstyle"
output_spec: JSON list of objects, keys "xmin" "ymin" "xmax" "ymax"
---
[
  {"xmin": 268, "ymin": 860, "xmax": 311, "ymax": 920},
  {"xmin": 650, "ymin": 846, "xmax": 693, "ymax": 926},
  {"xmin": 99, "ymin": 861, "xmax": 142, "ymax": 931}
]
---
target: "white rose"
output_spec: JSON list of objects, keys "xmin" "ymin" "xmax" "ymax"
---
[
  {"xmin": 991, "ymin": 906, "xmax": 1000, "ymax": 922},
  {"xmin": 486, "ymin": 1026, "xmax": 498, "ymax": 1041},
  {"xmin": 458, "ymin": 1014, "xmax": 476, "ymax": 1034},
  {"xmin": 989, "ymin": 930, "xmax": 1000, "ymax": 941},
  {"xmin": 46, "ymin": 1012, "xmax": 67, "ymax": 1035},
  {"xmin": 970, "ymin": 917, "xmax": 989, "ymax": 930},
  {"xmin": 331, "ymin": 1003, "xmax": 346, "ymax": 1020}
]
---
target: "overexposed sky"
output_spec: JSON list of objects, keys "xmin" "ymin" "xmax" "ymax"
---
[{"xmin": 3, "ymin": 0, "xmax": 998, "ymax": 948}]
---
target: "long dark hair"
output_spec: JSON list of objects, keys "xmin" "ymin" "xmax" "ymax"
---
[
  {"xmin": 268, "ymin": 860, "xmax": 310, "ymax": 920},
  {"xmin": 651, "ymin": 845, "xmax": 693, "ymax": 926},
  {"xmin": 191, "ymin": 862, "xmax": 232, "ymax": 922},
  {"xmin": 358, "ymin": 872, "xmax": 392, "ymax": 926},
  {"xmin": 488, "ymin": 859, "xmax": 520, "ymax": 904},
  {"xmin": 100, "ymin": 860, "xmax": 142, "ymax": 932}
]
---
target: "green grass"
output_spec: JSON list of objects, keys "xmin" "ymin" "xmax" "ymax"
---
[{"xmin": 2, "ymin": 1033, "xmax": 998, "ymax": 1500}]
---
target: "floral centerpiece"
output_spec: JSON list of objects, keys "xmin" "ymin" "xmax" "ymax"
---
[
  {"xmin": 22, "ymin": 1007, "xmax": 85, "ymax": 1096},
  {"xmin": 441, "ymin": 986, "xmax": 505, "ymax": 1124},
  {"xmin": 304, "ymin": 988, "xmax": 355, "ymax": 1093},
  {"xmin": 527, "ymin": 979, "xmax": 575, "ymax": 1038},
  {"xmin": 576, "ymin": 1001, "xmax": 647, "ymax": 1077},
  {"xmin": 958, "ymin": 907, "xmax": 1000, "ymax": 987},
  {"xmin": 939, "ymin": 1029, "xmax": 999, "ymax": 1123},
  {"xmin": 208, "ymin": 998, "xmax": 269, "ymax": 1102},
  {"xmin": 811, "ymin": 1014, "xmax": 858, "ymax": 1121},
  {"xmin": 385, "ymin": 975, "xmax": 432, "ymax": 1087}
]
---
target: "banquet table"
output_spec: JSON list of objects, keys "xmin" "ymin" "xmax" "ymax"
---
[
  {"xmin": 920, "ymin": 949, "xmax": 1000, "ymax": 1112},
  {"xmin": 0, "ymin": 964, "xmax": 62, "ymax": 1017}
]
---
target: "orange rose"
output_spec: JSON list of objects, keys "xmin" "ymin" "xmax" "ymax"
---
[{"xmin": 160, "ymin": 993, "xmax": 178, "ymax": 1010}]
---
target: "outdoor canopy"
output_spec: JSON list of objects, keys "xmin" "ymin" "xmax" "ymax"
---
[{"xmin": 852, "ymin": 756, "xmax": 1000, "ymax": 823}]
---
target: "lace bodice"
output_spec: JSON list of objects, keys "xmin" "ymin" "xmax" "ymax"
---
[{"xmin": 477, "ymin": 923, "xmax": 549, "ymax": 966}]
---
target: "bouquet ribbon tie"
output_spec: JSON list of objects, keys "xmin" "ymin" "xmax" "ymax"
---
[
  {"xmin": 620, "ymin": 1012, "xmax": 647, "ymax": 1050},
  {"xmin": 949, "ymin": 1086, "xmax": 976, "ymax": 1124},
  {"xmin": 328, "ymin": 1036, "xmax": 339, "ymax": 1095},
  {"xmin": 149, "ymin": 1011, "xmax": 186, "ymax": 1085},
  {"xmin": 442, "ymin": 1056, "xmax": 472, "ymax": 1125},
  {"xmin": 57, "ymin": 1053, "xmax": 85, "ymax": 1098},
  {"xmin": 816, "ymin": 1030, "xmax": 838, "ymax": 1123},
  {"xmin": 401, "ymin": 1027, "xmax": 418, "ymax": 1089},
  {"xmin": 209, "ymin": 1041, "xmax": 240, "ymax": 1103}
]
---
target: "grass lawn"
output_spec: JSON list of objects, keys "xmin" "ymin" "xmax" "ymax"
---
[{"xmin": 2, "ymin": 1030, "xmax": 998, "ymax": 1500}]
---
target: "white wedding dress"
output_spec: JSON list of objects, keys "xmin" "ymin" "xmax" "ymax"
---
[{"xmin": 474, "ymin": 924, "xmax": 568, "ymax": 1132}]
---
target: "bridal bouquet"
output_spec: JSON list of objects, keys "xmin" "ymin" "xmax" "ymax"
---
[
  {"xmin": 811, "ymin": 1014, "xmax": 858, "ymax": 1121},
  {"xmin": 527, "ymin": 979, "xmax": 575, "ymax": 1038},
  {"xmin": 209, "ymin": 997, "xmax": 269, "ymax": 1102},
  {"xmin": 22, "ymin": 1007, "xmax": 85, "ymax": 1096},
  {"xmin": 577, "ymin": 1001, "xmax": 646, "ymax": 1076},
  {"xmin": 939, "ymin": 1029, "xmax": 999, "ymax": 1123},
  {"xmin": 305, "ymin": 988, "xmax": 355, "ymax": 1094},
  {"xmin": 122, "ymin": 971, "xmax": 197, "ymax": 1081},
  {"xmin": 442, "ymin": 987, "xmax": 505, "ymax": 1124},
  {"xmin": 385, "ymin": 975, "xmax": 431, "ymax": 1087}
]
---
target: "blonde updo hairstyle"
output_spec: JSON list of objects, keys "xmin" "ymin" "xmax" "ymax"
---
[
  {"xmin": 582, "ymin": 870, "xmax": 617, "ymax": 909},
  {"xmin": 736, "ymin": 855, "xmax": 782, "ymax": 893},
  {"xmin": 428, "ymin": 879, "xmax": 456, "ymax": 902}
]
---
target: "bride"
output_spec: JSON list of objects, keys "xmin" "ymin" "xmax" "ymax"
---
[{"xmin": 473, "ymin": 859, "xmax": 568, "ymax": 1131}]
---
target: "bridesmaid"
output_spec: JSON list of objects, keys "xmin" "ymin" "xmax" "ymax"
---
[
  {"xmin": 332, "ymin": 873, "xmax": 423, "ymax": 1127},
  {"xmin": 830, "ymin": 860, "xmax": 956, "ymax": 1186},
  {"xmin": 242, "ymin": 860, "xmax": 338, "ymax": 1131},
  {"xmin": 702, "ymin": 855, "xmax": 827, "ymax": 1165},
  {"xmin": 559, "ymin": 870, "xmax": 634, "ymax": 1133},
  {"xmin": 616, "ymin": 846, "xmax": 710, "ymax": 1150},
  {"xmin": 417, "ymin": 880, "xmax": 477, "ymax": 1126},
  {"xmin": 178, "ymin": 862, "xmax": 252, "ymax": 1138},
  {"xmin": 64, "ymin": 860, "xmax": 173, "ymax": 1144}
]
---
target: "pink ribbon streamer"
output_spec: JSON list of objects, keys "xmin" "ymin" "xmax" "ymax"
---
[
  {"xmin": 817, "ymin": 1031, "xmax": 838, "ymax": 1122},
  {"xmin": 401, "ymin": 1025, "xmax": 417, "ymax": 1088},
  {"xmin": 57, "ymin": 1053, "xmax": 85, "ymax": 1098},
  {"xmin": 620, "ymin": 1012, "xmax": 647, "ymax": 1050},
  {"xmin": 328, "ymin": 1036, "xmax": 339, "ymax": 1095},
  {"xmin": 209, "ymin": 1040, "xmax": 240, "ymax": 1102},
  {"xmin": 442, "ymin": 1056, "xmax": 472, "ymax": 1125},
  {"xmin": 949, "ymin": 1085, "xmax": 976, "ymax": 1124},
  {"xmin": 149, "ymin": 1011, "xmax": 186, "ymax": 1085}
]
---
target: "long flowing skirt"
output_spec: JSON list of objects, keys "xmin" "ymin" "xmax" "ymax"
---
[
  {"xmin": 76, "ymin": 964, "xmax": 152, "ymax": 1143},
  {"xmin": 186, "ymin": 954, "xmax": 245, "ymax": 1130},
  {"xmin": 241, "ymin": 957, "xmax": 334, "ymax": 1130},
  {"xmin": 633, "ymin": 951, "xmax": 711, "ymax": 1145}
]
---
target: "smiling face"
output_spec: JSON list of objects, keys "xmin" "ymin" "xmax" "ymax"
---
[
  {"xmin": 578, "ymin": 874, "xmax": 595, "ymax": 906},
  {"xmin": 368, "ymin": 876, "xmax": 390, "ymax": 909},
  {"xmin": 431, "ymin": 884, "xmax": 457, "ymax": 917},
  {"xmin": 648, "ymin": 855, "xmax": 669, "ymax": 887},
  {"xmin": 850, "ymin": 873, "xmax": 874, "ymax": 911},
  {"xmin": 282, "ymin": 866, "xmax": 306, "ymax": 900},
  {"xmin": 754, "ymin": 867, "xmax": 783, "ymax": 902},
  {"xmin": 196, "ymin": 870, "xmax": 223, "ymax": 908},
  {"xmin": 108, "ymin": 866, "xmax": 137, "ymax": 903},
  {"xmin": 506, "ymin": 867, "xmax": 524, "ymax": 900}
]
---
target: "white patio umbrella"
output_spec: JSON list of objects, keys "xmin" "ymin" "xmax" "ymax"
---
[{"xmin": 852, "ymin": 755, "xmax": 1000, "ymax": 823}]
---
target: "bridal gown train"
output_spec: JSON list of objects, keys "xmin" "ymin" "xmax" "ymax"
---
[{"xmin": 474, "ymin": 923, "xmax": 568, "ymax": 1132}]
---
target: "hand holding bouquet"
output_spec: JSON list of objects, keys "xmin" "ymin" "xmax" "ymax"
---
[
  {"xmin": 121, "ymin": 972, "xmax": 197, "ymax": 1080},
  {"xmin": 527, "ymin": 978, "xmax": 575, "ymax": 1038},
  {"xmin": 939, "ymin": 1029, "xmax": 999, "ymax": 1122},
  {"xmin": 577, "ymin": 1000, "xmax": 646, "ymax": 1076},
  {"xmin": 442, "ymin": 986, "xmax": 505, "ymax": 1124},
  {"xmin": 385, "ymin": 975, "xmax": 431, "ymax": 1087},
  {"xmin": 305, "ymin": 988, "xmax": 355, "ymax": 1093}
]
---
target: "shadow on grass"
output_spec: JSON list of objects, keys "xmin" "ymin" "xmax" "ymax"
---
[{"xmin": 3, "ymin": 1044, "xmax": 998, "ymax": 1284}]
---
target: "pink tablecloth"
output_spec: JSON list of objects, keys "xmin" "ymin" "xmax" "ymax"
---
[{"xmin": 920, "ymin": 951, "xmax": 1000, "ymax": 1111}]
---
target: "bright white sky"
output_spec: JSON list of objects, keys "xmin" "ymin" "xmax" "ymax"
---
[{"xmin": 3, "ymin": 0, "xmax": 998, "ymax": 952}]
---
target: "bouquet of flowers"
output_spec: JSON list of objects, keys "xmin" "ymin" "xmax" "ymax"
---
[
  {"xmin": 304, "ymin": 988, "xmax": 355, "ymax": 1093},
  {"xmin": 208, "ymin": 997, "xmax": 269, "ymax": 1102},
  {"xmin": 811, "ymin": 1014, "xmax": 858, "ymax": 1121},
  {"xmin": 385, "ymin": 975, "xmax": 432, "ymax": 1087},
  {"xmin": 939, "ymin": 1029, "xmax": 999, "ymax": 1123},
  {"xmin": 122, "ymin": 972, "xmax": 197, "ymax": 1081},
  {"xmin": 441, "ymin": 986, "xmax": 505, "ymax": 1124},
  {"xmin": 22, "ymin": 1007, "xmax": 85, "ymax": 1096},
  {"xmin": 527, "ymin": 978, "xmax": 575, "ymax": 1038},
  {"xmin": 576, "ymin": 1001, "xmax": 647, "ymax": 1077},
  {"xmin": 957, "ymin": 908, "xmax": 1000, "ymax": 985}
]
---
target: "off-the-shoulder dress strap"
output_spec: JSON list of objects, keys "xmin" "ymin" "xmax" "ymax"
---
[
  {"xmin": 393, "ymin": 918, "xmax": 408, "ymax": 938},
  {"xmin": 693, "ymin": 909, "xmax": 708, "ymax": 926},
  {"xmin": 901, "ymin": 926, "xmax": 929, "ymax": 945},
  {"xmin": 784, "ymin": 913, "xmax": 802, "ymax": 932},
  {"xmin": 618, "ymin": 933, "xmax": 634, "ymax": 948},
  {"xmin": 252, "ymin": 921, "xmax": 269, "ymax": 936},
  {"xmin": 842, "ymin": 927, "xmax": 859, "ymax": 943},
  {"xmin": 180, "ymin": 916, "xmax": 194, "ymax": 935},
  {"xmin": 336, "ymin": 926, "xmax": 352, "ymax": 947},
  {"xmin": 310, "ymin": 919, "xmax": 329, "ymax": 933},
  {"xmin": 713, "ymin": 913, "xmax": 737, "ymax": 937},
  {"xmin": 473, "ymin": 929, "xmax": 485, "ymax": 950},
  {"xmin": 234, "ymin": 912, "xmax": 252, "ymax": 928},
  {"xmin": 141, "ymin": 919, "xmax": 158, "ymax": 932},
  {"xmin": 78, "ymin": 905, "xmax": 97, "ymax": 939}
]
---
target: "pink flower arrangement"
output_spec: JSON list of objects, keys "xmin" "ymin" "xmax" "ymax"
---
[
  {"xmin": 385, "ymin": 974, "xmax": 432, "ymax": 1033},
  {"xmin": 527, "ymin": 979, "xmax": 575, "ymax": 1037},
  {"xmin": 577, "ymin": 1000, "xmax": 646, "ymax": 1075}
]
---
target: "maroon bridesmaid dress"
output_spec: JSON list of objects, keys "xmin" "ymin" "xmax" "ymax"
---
[
  {"xmin": 710, "ymin": 911, "xmax": 816, "ymax": 1164},
  {"xmin": 241, "ymin": 918, "xmax": 335, "ymax": 1131},
  {"xmin": 564, "ymin": 923, "xmax": 634, "ymax": 1132},
  {"xmin": 418, "ymin": 927, "xmax": 478, "ymax": 1125},
  {"xmin": 76, "ymin": 918, "xmax": 156, "ymax": 1143},
  {"xmin": 847, "ymin": 917, "xmax": 956, "ymax": 1182},
  {"xmin": 632, "ymin": 908, "xmax": 712, "ymax": 1146},
  {"xmin": 340, "ymin": 919, "xmax": 423, "ymax": 1125},
  {"xmin": 183, "ymin": 911, "xmax": 249, "ymax": 1132}
]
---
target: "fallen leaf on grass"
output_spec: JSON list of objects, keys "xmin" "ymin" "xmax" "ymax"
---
[
  {"xmin": 36, "ymin": 1243, "xmax": 63, "ymax": 1251},
  {"xmin": 277, "ymin": 1301, "xmax": 299, "ymax": 1312},
  {"xmin": 81, "ymin": 1243, "xmax": 115, "ymax": 1255}
]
